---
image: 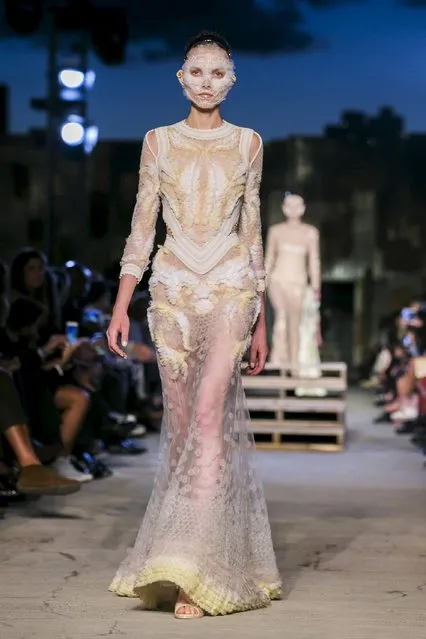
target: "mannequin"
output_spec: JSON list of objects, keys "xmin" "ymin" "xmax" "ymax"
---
[{"xmin": 265, "ymin": 193, "xmax": 321, "ymax": 375}]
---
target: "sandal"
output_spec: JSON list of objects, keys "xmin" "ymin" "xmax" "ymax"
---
[{"xmin": 174, "ymin": 590, "xmax": 204, "ymax": 620}]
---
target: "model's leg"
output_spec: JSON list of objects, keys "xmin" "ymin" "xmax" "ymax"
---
[
  {"xmin": 191, "ymin": 317, "xmax": 236, "ymax": 494},
  {"xmin": 285, "ymin": 286, "xmax": 305, "ymax": 374},
  {"xmin": 147, "ymin": 299, "xmax": 193, "ymax": 483},
  {"xmin": 173, "ymin": 294, "xmax": 258, "ymax": 619}
]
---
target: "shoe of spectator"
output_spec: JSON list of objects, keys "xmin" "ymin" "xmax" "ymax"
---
[
  {"xmin": 129, "ymin": 424, "xmax": 147, "ymax": 437},
  {"xmin": 108, "ymin": 411, "xmax": 137, "ymax": 425},
  {"xmin": 108, "ymin": 438, "xmax": 147, "ymax": 455},
  {"xmin": 17, "ymin": 465, "xmax": 81, "ymax": 496},
  {"xmin": 50, "ymin": 457, "xmax": 94, "ymax": 482},
  {"xmin": 391, "ymin": 406, "xmax": 419, "ymax": 422},
  {"xmin": 395, "ymin": 422, "xmax": 416, "ymax": 435},
  {"xmin": 72, "ymin": 453, "xmax": 113, "ymax": 480},
  {"xmin": 360, "ymin": 376, "xmax": 380, "ymax": 390}
]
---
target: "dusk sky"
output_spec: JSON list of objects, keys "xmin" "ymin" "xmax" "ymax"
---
[{"xmin": 1, "ymin": 0, "xmax": 425, "ymax": 142}]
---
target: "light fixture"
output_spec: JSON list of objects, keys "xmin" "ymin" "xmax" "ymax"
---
[
  {"xmin": 58, "ymin": 68, "xmax": 85, "ymax": 89},
  {"xmin": 60, "ymin": 116, "xmax": 85, "ymax": 146},
  {"xmin": 84, "ymin": 125, "xmax": 99, "ymax": 154}
]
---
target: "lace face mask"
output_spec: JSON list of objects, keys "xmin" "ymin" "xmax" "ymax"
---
[{"xmin": 178, "ymin": 49, "xmax": 236, "ymax": 109}]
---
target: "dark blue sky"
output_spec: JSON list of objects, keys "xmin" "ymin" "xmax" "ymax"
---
[{"xmin": 1, "ymin": 1, "xmax": 425, "ymax": 142}]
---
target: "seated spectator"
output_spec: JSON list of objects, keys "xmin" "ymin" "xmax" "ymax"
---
[
  {"xmin": 61, "ymin": 340, "xmax": 147, "ymax": 461},
  {"xmin": 10, "ymin": 247, "xmax": 61, "ymax": 345},
  {"xmin": 0, "ymin": 298, "xmax": 93, "ymax": 482},
  {"xmin": 364, "ymin": 301, "xmax": 426, "ymax": 449},
  {"xmin": 0, "ymin": 367, "xmax": 80, "ymax": 496}
]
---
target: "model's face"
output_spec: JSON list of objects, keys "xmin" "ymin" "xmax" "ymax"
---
[
  {"xmin": 282, "ymin": 195, "xmax": 306, "ymax": 220},
  {"xmin": 178, "ymin": 45, "xmax": 236, "ymax": 109}
]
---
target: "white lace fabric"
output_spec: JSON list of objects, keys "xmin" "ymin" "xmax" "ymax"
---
[{"xmin": 111, "ymin": 121, "xmax": 281, "ymax": 615}]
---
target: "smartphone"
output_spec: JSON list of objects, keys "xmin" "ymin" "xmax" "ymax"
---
[{"xmin": 65, "ymin": 321, "xmax": 79, "ymax": 344}]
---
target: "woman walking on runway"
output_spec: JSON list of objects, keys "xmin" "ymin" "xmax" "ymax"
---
[{"xmin": 107, "ymin": 30, "xmax": 281, "ymax": 619}]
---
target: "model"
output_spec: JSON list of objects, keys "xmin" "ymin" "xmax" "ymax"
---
[
  {"xmin": 106, "ymin": 31, "xmax": 281, "ymax": 620},
  {"xmin": 265, "ymin": 193, "xmax": 322, "ymax": 376}
]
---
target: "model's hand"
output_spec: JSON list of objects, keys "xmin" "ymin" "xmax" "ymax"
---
[
  {"xmin": 106, "ymin": 309, "xmax": 129, "ymax": 359},
  {"xmin": 247, "ymin": 322, "xmax": 268, "ymax": 376}
]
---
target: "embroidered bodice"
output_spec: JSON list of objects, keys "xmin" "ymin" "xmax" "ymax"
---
[{"xmin": 120, "ymin": 120, "xmax": 266, "ymax": 292}]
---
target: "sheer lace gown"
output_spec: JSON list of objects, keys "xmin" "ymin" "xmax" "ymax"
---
[{"xmin": 109, "ymin": 120, "xmax": 282, "ymax": 615}]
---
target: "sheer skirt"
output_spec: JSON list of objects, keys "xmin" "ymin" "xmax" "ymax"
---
[{"xmin": 109, "ymin": 247, "xmax": 281, "ymax": 615}]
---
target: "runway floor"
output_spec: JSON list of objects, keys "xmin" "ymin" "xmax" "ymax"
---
[{"xmin": 1, "ymin": 390, "xmax": 426, "ymax": 638}]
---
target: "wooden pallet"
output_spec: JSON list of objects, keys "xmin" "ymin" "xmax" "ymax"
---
[{"xmin": 242, "ymin": 362, "xmax": 347, "ymax": 451}]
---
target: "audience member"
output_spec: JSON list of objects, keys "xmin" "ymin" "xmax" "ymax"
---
[
  {"xmin": 361, "ymin": 299, "xmax": 426, "ymax": 465},
  {"xmin": 0, "ymin": 248, "xmax": 162, "ymax": 518},
  {"xmin": 10, "ymin": 248, "xmax": 61, "ymax": 344}
]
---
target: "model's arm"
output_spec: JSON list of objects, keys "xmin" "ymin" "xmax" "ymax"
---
[
  {"xmin": 264, "ymin": 225, "xmax": 277, "ymax": 281},
  {"xmin": 239, "ymin": 131, "xmax": 266, "ymax": 296},
  {"xmin": 240, "ymin": 132, "xmax": 268, "ymax": 375},
  {"xmin": 107, "ymin": 131, "xmax": 160, "ymax": 358},
  {"xmin": 308, "ymin": 227, "xmax": 321, "ymax": 297},
  {"xmin": 119, "ymin": 130, "xmax": 160, "ymax": 282}
]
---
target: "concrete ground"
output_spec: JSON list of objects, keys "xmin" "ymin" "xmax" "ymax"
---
[{"xmin": 1, "ymin": 390, "xmax": 426, "ymax": 639}]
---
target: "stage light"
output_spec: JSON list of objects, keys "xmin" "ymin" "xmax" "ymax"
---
[
  {"xmin": 84, "ymin": 70, "xmax": 96, "ymax": 90},
  {"xmin": 59, "ymin": 69, "xmax": 85, "ymax": 90},
  {"xmin": 57, "ymin": 67, "xmax": 96, "ymax": 102},
  {"xmin": 84, "ymin": 125, "xmax": 99, "ymax": 154},
  {"xmin": 59, "ymin": 115, "xmax": 99, "ymax": 154},
  {"xmin": 60, "ymin": 117, "xmax": 85, "ymax": 146}
]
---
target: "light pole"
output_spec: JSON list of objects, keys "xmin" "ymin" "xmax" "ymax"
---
[
  {"xmin": 6, "ymin": 1, "xmax": 128, "ymax": 263},
  {"xmin": 46, "ymin": 9, "xmax": 57, "ymax": 263},
  {"xmin": 33, "ymin": 6, "xmax": 98, "ymax": 263}
]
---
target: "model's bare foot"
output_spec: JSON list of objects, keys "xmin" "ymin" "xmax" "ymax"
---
[{"xmin": 174, "ymin": 589, "xmax": 204, "ymax": 619}]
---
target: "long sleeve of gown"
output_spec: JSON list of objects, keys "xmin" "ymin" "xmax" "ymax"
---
[
  {"xmin": 120, "ymin": 132, "xmax": 161, "ymax": 282},
  {"xmin": 239, "ymin": 134, "xmax": 266, "ymax": 293},
  {"xmin": 308, "ymin": 227, "xmax": 321, "ymax": 293}
]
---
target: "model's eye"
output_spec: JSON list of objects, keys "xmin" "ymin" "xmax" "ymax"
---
[
  {"xmin": 190, "ymin": 68, "xmax": 201, "ymax": 76},
  {"xmin": 213, "ymin": 70, "xmax": 225, "ymax": 79}
]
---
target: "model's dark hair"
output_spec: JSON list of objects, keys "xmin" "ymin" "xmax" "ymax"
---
[{"xmin": 184, "ymin": 31, "xmax": 232, "ymax": 59}]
